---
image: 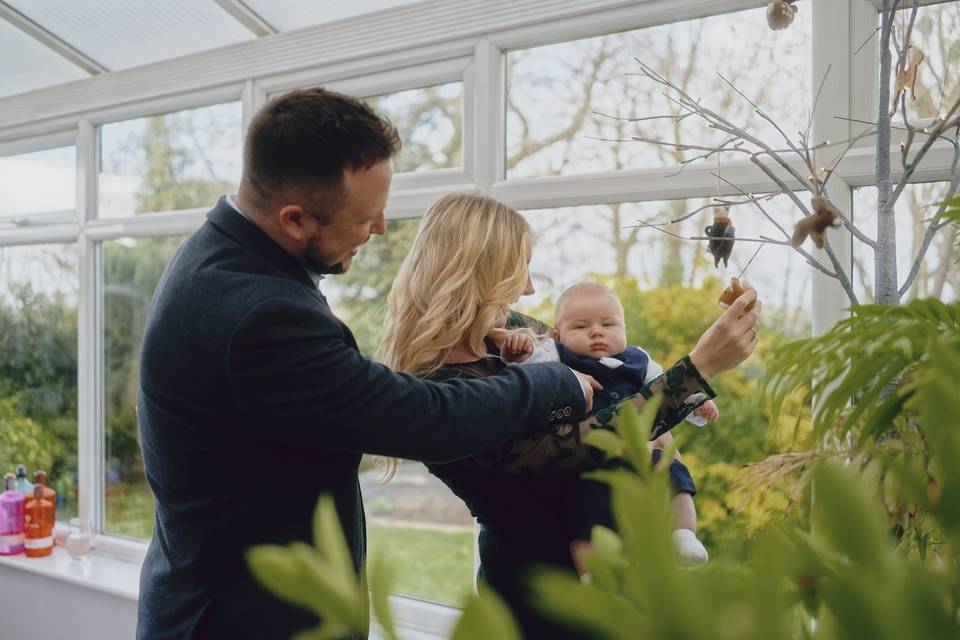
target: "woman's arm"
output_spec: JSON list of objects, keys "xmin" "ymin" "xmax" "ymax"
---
[
  {"xmin": 475, "ymin": 291, "xmax": 760, "ymax": 473},
  {"xmin": 468, "ymin": 354, "xmax": 715, "ymax": 473}
]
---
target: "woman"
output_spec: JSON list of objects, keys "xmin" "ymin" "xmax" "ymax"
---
[{"xmin": 377, "ymin": 193, "xmax": 759, "ymax": 638}]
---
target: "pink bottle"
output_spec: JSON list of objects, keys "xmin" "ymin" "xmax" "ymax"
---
[{"xmin": 0, "ymin": 473, "xmax": 25, "ymax": 555}]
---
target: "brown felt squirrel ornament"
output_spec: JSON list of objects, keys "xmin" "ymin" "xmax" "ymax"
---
[
  {"xmin": 718, "ymin": 277, "xmax": 756, "ymax": 311},
  {"xmin": 790, "ymin": 196, "xmax": 842, "ymax": 249},
  {"xmin": 705, "ymin": 206, "xmax": 736, "ymax": 268},
  {"xmin": 892, "ymin": 46, "xmax": 925, "ymax": 113}
]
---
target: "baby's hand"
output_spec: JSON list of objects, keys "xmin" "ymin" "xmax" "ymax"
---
[
  {"xmin": 693, "ymin": 400, "xmax": 720, "ymax": 423},
  {"xmin": 501, "ymin": 333, "xmax": 534, "ymax": 363}
]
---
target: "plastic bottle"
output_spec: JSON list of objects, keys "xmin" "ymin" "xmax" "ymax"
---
[{"xmin": 0, "ymin": 473, "xmax": 25, "ymax": 555}]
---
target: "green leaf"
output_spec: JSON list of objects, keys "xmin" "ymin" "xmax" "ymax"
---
[
  {"xmin": 450, "ymin": 585, "xmax": 522, "ymax": 640},
  {"xmin": 245, "ymin": 545, "xmax": 321, "ymax": 613},
  {"xmin": 529, "ymin": 569, "xmax": 645, "ymax": 638},
  {"xmin": 313, "ymin": 494, "xmax": 355, "ymax": 578},
  {"xmin": 615, "ymin": 396, "xmax": 661, "ymax": 475},
  {"xmin": 811, "ymin": 464, "xmax": 890, "ymax": 569},
  {"xmin": 584, "ymin": 428, "xmax": 623, "ymax": 460}
]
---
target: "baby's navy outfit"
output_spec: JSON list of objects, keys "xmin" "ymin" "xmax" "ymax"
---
[{"xmin": 523, "ymin": 340, "xmax": 700, "ymax": 539}]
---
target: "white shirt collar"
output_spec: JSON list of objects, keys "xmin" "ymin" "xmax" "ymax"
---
[{"xmin": 224, "ymin": 195, "xmax": 324, "ymax": 290}]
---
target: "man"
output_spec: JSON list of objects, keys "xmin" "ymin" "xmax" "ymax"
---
[{"xmin": 135, "ymin": 87, "xmax": 598, "ymax": 639}]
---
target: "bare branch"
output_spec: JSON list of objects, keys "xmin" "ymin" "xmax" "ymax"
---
[
  {"xmin": 591, "ymin": 109, "xmax": 693, "ymax": 124},
  {"xmin": 625, "ymin": 218, "xmax": 791, "ymax": 246},
  {"xmin": 853, "ymin": 26, "xmax": 882, "ymax": 56},
  {"xmin": 717, "ymin": 72, "xmax": 805, "ymax": 164}
]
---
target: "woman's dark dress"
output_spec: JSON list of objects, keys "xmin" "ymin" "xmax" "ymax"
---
[{"xmin": 425, "ymin": 325, "xmax": 715, "ymax": 639}]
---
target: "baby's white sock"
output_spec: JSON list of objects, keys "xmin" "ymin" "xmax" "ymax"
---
[{"xmin": 671, "ymin": 528, "xmax": 708, "ymax": 565}]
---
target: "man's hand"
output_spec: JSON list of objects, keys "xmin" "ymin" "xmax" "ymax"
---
[
  {"xmin": 693, "ymin": 399, "xmax": 719, "ymax": 423},
  {"xmin": 689, "ymin": 289, "xmax": 761, "ymax": 379},
  {"xmin": 571, "ymin": 369, "xmax": 602, "ymax": 414},
  {"xmin": 501, "ymin": 333, "xmax": 535, "ymax": 363}
]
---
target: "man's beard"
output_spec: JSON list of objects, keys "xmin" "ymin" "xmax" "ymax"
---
[{"xmin": 305, "ymin": 239, "xmax": 346, "ymax": 275}]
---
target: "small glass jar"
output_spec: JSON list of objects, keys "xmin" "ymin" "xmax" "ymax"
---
[{"xmin": 66, "ymin": 517, "xmax": 93, "ymax": 559}]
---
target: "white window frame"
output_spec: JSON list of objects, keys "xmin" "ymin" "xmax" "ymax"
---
[{"xmin": 0, "ymin": 0, "xmax": 958, "ymax": 626}]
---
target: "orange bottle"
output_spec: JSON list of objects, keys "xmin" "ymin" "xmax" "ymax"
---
[{"xmin": 23, "ymin": 486, "xmax": 54, "ymax": 557}]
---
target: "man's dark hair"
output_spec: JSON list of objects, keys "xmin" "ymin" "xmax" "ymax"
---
[{"xmin": 240, "ymin": 87, "xmax": 401, "ymax": 223}]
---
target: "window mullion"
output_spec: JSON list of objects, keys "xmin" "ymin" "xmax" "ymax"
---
[
  {"xmin": 810, "ymin": 0, "xmax": 856, "ymax": 337},
  {"xmin": 466, "ymin": 37, "xmax": 504, "ymax": 190},
  {"xmin": 76, "ymin": 117, "xmax": 102, "ymax": 533}
]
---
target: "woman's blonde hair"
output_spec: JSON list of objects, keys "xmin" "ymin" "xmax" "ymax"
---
[{"xmin": 374, "ymin": 193, "xmax": 534, "ymax": 479}]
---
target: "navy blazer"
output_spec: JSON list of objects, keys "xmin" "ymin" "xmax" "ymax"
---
[{"xmin": 136, "ymin": 197, "xmax": 586, "ymax": 639}]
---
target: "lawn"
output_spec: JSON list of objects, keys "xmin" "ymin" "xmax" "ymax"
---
[{"xmin": 366, "ymin": 522, "xmax": 475, "ymax": 606}]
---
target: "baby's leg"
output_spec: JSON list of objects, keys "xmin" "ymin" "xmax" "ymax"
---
[
  {"xmin": 652, "ymin": 449, "xmax": 709, "ymax": 565},
  {"xmin": 671, "ymin": 492, "xmax": 698, "ymax": 532}
]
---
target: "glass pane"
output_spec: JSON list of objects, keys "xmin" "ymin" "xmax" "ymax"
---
[
  {"xmin": 891, "ymin": 1, "xmax": 960, "ymax": 121},
  {"xmin": 5, "ymin": 0, "xmax": 252, "ymax": 72},
  {"xmin": 103, "ymin": 235, "xmax": 186, "ymax": 539},
  {"xmin": 852, "ymin": 181, "xmax": 960, "ymax": 303},
  {"xmin": 0, "ymin": 18, "xmax": 89, "ymax": 99},
  {"xmin": 0, "ymin": 244, "xmax": 79, "ymax": 522},
  {"xmin": 0, "ymin": 146, "xmax": 76, "ymax": 225},
  {"xmin": 519, "ymin": 196, "xmax": 813, "ymax": 547},
  {"xmin": 98, "ymin": 101, "xmax": 242, "ymax": 218},
  {"xmin": 364, "ymin": 82, "xmax": 462, "ymax": 172},
  {"xmin": 245, "ymin": 0, "xmax": 424, "ymax": 32},
  {"xmin": 322, "ymin": 216, "xmax": 475, "ymax": 605},
  {"xmin": 506, "ymin": 3, "xmax": 812, "ymax": 178}
]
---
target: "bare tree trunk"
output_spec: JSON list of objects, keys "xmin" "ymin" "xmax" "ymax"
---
[
  {"xmin": 659, "ymin": 201, "xmax": 686, "ymax": 285},
  {"xmin": 876, "ymin": 0, "xmax": 899, "ymax": 306},
  {"xmin": 609, "ymin": 203, "xmax": 629, "ymax": 277}
]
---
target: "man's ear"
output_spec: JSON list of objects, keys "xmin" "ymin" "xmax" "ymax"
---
[
  {"xmin": 276, "ymin": 205, "xmax": 311, "ymax": 242},
  {"xmin": 552, "ymin": 328, "xmax": 560, "ymax": 340}
]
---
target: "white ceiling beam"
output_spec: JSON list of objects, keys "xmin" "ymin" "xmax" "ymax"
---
[
  {"xmin": 0, "ymin": 1, "xmax": 108, "ymax": 75},
  {"xmin": 212, "ymin": 0, "xmax": 277, "ymax": 37}
]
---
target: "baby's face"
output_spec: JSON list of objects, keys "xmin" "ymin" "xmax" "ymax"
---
[{"xmin": 555, "ymin": 293, "xmax": 628, "ymax": 358}]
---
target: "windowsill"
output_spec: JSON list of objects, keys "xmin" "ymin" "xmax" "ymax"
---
[
  {"xmin": 0, "ymin": 545, "xmax": 140, "ymax": 601},
  {"xmin": 0, "ymin": 544, "xmax": 459, "ymax": 638},
  {"xmin": 0, "ymin": 541, "xmax": 461, "ymax": 640}
]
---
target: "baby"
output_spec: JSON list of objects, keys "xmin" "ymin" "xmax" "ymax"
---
[{"xmin": 502, "ymin": 282, "xmax": 716, "ymax": 566}]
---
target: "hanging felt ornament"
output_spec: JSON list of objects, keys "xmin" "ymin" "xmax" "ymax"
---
[
  {"xmin": 790, "ymin": 196, "xmax": 842, "ymax": 249},
  {"xmin": 705, "ymin": 206, "xmax": 735, "ymax": 268},
  {"xmin": 718, "ymin": 277, "xmax": 755, "ymax": 310},
  {"xmin": 767, "ymin": 0, "xmax": 798, "ymax": 31},
  {"xmin": 717, "ymin": 245, "xmax": 761, "ymax": 311},
  {"xmin": 892, "ymin": 46, "xmax": 925, "ymax": 112}
]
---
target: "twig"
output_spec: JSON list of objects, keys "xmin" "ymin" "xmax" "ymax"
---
[
  {"xmin": 853, "ymin": 26, "xmax": 882, "ymax": 56},
  {"xmin": 717, "ymin": 72, "xmax": 805, "ymax": 164},
  {"xmin": 591, "ymin": 109, "xmax": 694, "ymax": 124}
]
